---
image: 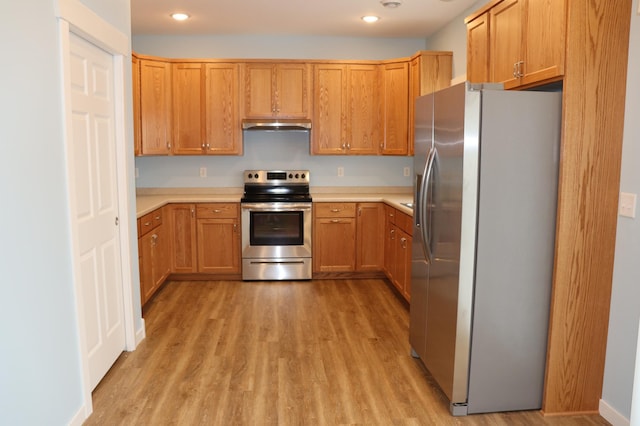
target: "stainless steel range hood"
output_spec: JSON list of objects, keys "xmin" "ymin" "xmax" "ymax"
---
[{"xmin": 242, "ymin": 118, "xmax": 311, "ymax": 131}]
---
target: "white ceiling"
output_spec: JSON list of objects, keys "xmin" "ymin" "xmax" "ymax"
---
[{"xmin": 131, "ymin": 0, "xmax": 478, "ymax": 38}]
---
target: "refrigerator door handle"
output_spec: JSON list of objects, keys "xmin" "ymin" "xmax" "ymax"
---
[{"xmin": 420, "ymin": 148, "xmax": 436, "ymax": 263}]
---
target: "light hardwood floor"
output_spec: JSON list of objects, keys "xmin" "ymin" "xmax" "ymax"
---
[{"xmin": 86, "ymin": 279, "xmax": 610, "ymax": 425}]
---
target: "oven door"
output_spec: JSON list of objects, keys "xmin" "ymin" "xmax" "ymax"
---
[{"xmin": 241, "ymin": 202, "xmax": 312, "ymax": 259}]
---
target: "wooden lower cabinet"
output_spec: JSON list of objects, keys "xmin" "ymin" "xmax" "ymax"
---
[
  {"xmin": 168, "ymin": 203, "xmax": 197, "ymax": 273},
  {"xmin": 313, "ymin": 203, "xmax": 357, "ymax": 273},
  {"xmin": 356, "ymin": 203, "xmax": 384, "ymax": 271},
  {"xmin": 138, "ymin": 207, "xmax": 170, "ymax": 306},
  {"xmin": 195, "ymin": 203, "xmax": 240, "ymax": 274},
  {"xmin": 313, "ymin": 202, "xmax": 384, "ymax": 274},
  {"xmin": 383, "ymin": 204, "xmax": 412, "ymax": 301}
]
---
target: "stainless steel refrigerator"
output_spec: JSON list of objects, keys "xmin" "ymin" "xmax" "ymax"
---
[{"xmin": 409, "ymin": 82, "xmax": 562, "ymax": 416}]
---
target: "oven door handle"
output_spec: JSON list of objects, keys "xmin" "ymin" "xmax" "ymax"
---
[{"xmin": 241, "ymin": 203, "xmax": 312, "ymax": 211}]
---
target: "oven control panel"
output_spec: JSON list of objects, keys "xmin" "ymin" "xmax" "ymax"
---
[{"xmin": 244, "ymin": 170, "xmax": 310, "ymax": 185}]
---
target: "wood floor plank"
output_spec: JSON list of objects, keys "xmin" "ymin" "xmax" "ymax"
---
[{"xmin": 86, "ymin": 279, "xmax": 610, "ymax": 425}]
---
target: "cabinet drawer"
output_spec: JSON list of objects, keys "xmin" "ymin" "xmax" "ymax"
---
[
  {"xmin": 384, "ymin": 204, "xmax": 396, "ymax": 224},
  {"xmin": 139, "ymin": 211, "xmax": 156, "ymax": 237},
  {"xmin": 196, "ymin": 203, "xmax": 239, "ymax": 219},
  {"xmin": 151, "ymin": 208, "xmax": 163, "ymax": 228},
  {"xmin": 396, "ymin": 211, "xmax": 413, "ymax": 235},
  {"xmin": 315, "ymin": 202, "xmax": 356, "ymax": 218}
]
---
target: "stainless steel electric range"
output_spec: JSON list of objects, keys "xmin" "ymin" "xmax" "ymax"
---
[{"xmin": 240, "ymin": 170, "xmax": 312, "ymax": 280}]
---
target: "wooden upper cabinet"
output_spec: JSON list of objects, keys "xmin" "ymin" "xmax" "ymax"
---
[
  {"xmin": 348, "ymin": 65, "xmax": 380, "ymax": 155},
  {"xmin": 204, "ymin": 63, "xmax": 241, "ymax": 155},
  {"xmin": 312, "ymin": 64, "xmax": 348, "ymax": 154},
  {"xmin": 311, "ymin": 63, "xmax": 380, "ymax": 155},
  {"xmin": 172, "ymin": 63, "xmax": 204, "ymax": 155},
  {"xmin": 132, "ymin": 55, "xmax": 141, "ymax": 156},
  {"xmin": 381, "ymin": 61, "xmax": 409, "ymax": 155},
  {"xmin": 520, "ymin": 0, "xmax": 566, "ymax": 87},
  {"xmin": 172, "ymin": 63, "xmax": 241, "ymax": 156},
  {"xmin": 242, "ymin": 62, "xmax": 310, "ymax": 119},
  {"xmin": 465, "ymin": 0, "xmax": 566, "ymax": 89},
  {"xmin": 490, "ymin": 0, "xmax": 524, "ymax": 86},
  {"xmin": 466, "ymin": 13, "xmax": 490, "ymax": 83},
  {"xmin": 139, "ymin": 59, "xmax": 172, "ymax": 155},
  {"xmin": 409, "ymin": 52, "xmax": 453, "ymax": 155}
]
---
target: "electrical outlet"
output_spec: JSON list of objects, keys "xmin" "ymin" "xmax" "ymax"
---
[
  {"xmin": 403, "ymin": 167, "xmax": 411, "ymax": 177},
  {"xmin": 337, "ymin": 167, "xmax": 344, "ymax": 177},
  {"xmin": 200, "ymin": 167, "xmax": 207, "ymax": 178},
  {"xmin": 619, "ymin": 192, "xmax": 637, "ymax": 218}
]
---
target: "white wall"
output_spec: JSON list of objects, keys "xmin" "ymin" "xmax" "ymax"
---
[
  {"xmin": 0, "ymin": 1, "xmax": 82, "ymax": 424},
  {"xmin": 137, "ymin": 133, "xmax": 412, "ymax": 188},
  {"xmin": 425, "ymin": 0, "xmax": 491, "ymax": 79},
  {"xmin": 0, "ymin": 0, "xmax": 134, "ymax": 424},
  {"xmin": 132, "ymin": 35, "xmax": 426, "ymax": 189},
  {"xmin": 602, "ymin": 0, "xmax": 640, "ymax": 422}
]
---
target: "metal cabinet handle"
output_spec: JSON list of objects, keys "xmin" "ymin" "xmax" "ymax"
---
[
  {"xmin": 155, "ymin": 216, "xmax": 160, "ymax": 220},
  {"xmin": 400, "ymin": 237, "xmax": 407, "ymax": 248},
  {"xmin": 213, "ymin": 209, "xmax": 222, "ymax": 213},
  {"xmin": 330, "ymin": 219, "xmax": 340, "ymax": 223},
  {"xmin": 346, "ymin": 144, "xmax": 351, "ymax": 150},
  {"xmin": 331, "ymin": 209, "xmax": 340, "ymax": 212},
  {"xmin": 191, "ymin": 208, "xmax": 195, "ymax": 218},
  {"xmin": 390, "ymin": 229, "xmax": 395, "ymax": 239},
  {"xmin": 144, "ymin": 221, "xmax": 152, "ymax": 226}
]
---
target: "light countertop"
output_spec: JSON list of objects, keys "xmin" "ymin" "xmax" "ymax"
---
[{"xmin": 136, "ymin": 187, "xmax": 414, "ymax": 217}]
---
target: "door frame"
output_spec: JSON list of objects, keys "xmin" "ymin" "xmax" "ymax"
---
[{"xmin": 55, "ymin": 0, "xmax": 139, "ymax": 422}]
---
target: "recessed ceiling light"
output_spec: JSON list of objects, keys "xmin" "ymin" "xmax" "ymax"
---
[
  {"xmin": 170, "ymin": 12, "xmax": 190, "ymax": 21},
  {"xmin": 362, "ymin": 15, "xmax": 380, "ymax": 23}
]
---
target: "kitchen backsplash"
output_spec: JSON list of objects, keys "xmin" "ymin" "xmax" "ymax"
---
[{"xmin": 135, "ymin": 130, "xmax": 413, "ymax": 188}]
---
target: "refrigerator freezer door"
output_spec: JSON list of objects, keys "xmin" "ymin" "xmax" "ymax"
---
[
  {"xmin": 409, "ymin": 94, "xmax": 433, "ymax": 361},
  {"xmin": 423, "ymin": 82, "xmax": 473, "ymax": 404}
]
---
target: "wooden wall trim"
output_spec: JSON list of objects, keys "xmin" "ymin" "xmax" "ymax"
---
[{"xmin": 543, "ymin": 0, "xmax": 632, "ymax": 415}]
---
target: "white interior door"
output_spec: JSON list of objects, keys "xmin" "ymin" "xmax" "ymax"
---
[{"xmin": 68, "ymin": 32, "xmax": 126, "ymax": 390}]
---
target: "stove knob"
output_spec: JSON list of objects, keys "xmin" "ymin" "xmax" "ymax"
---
[
  {"xmin": 288, "ymin": 173, "xmax": 293, "ymax": 178},
  {"xmin": 301, "ymin": 173, "xmax": 306, "ymax": 179},
  {"xmin": 254, "ymin": 173, "xmax": 259, "ymax": 179},
  {"xmin": 247, "ymin": 173, "xmax": 253, "ymax": 179},
  {"xmin": 295, "ymin": 173, "xmax": 299, "ymax": 178}
]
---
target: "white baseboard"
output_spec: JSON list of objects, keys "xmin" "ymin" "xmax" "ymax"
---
[
  {"xmin": 600, "ymin": 399, "xmax": 630, "ymax": 426},
  {"xmin": 67, "ymin": 404, "xmax": 87, "ymax": 426},
  {"xmin": 135, "ymin": 318, "xmax": 146, "ymax": 348}
]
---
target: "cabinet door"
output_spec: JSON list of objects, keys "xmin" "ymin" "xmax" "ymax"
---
[
  {"xmin": 169, "ymin": 204, "xmax": 197, "ymax": 273},
  {"xmin": 138, "ymin": 233, "xmax": 154, "ymax": 305},
  {"xmin": 356, "ymin": 203, "xmax": 384, "ymax": 271},
  {"xmin": 197, "ymin": 218, "xmax": 240, "ymax": 274},
  {"xmin": 313, "ymin": 218, "xmax": 356, "ymax": 272},
  {"xmin": 276, "ymin": 63, "xmax": 310, "ymax": 118},
  {"xmin": 521, "ymin": 0, "xmax": 566, "ymax": 86},
  {"xmin": 466, "ymin": 13, "xmax": 490, "ymax": 83},
  {"xmin": 152, "ymin": 224, "xmax": 171, "ymax": 291},
  {"xmin": 204, "ymin": 63, "xmax": 241, "ymax": 154},
  {"xmin": 348, "ymin": 65, "xmax": 380, "ymax": 155},
  {"xmin": 140, "ymin": 59, "xmax": 172, "ymax": 155},
  {"xmin": 132, "ymin": 55, "xmax": 141, "ymax": 156},
  {"xmin": 489, "ymin": 0, "xmax": 523, "ymax": 86},
  {"xmin": 172, "ymin": 63, "xmax": 204, "ymax": 155},
  {"xmin": 381, "ymin": 62, "xmax": 409, "ymax": 155},
  {"xmin": 243, "ymin": 63, "xmax": 276, "ymax": 118},
  {"xmin": 312, "ymin": 64, "xmax": 347, "ymax": 154},
  {"xmin": 396, "ymin": 230, "xmax": 412, "ymax": 301},
  {"xmin": 383, "ymin": 205, "xmax": 396, "ymax": 278}
]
